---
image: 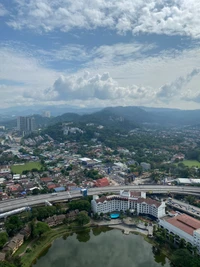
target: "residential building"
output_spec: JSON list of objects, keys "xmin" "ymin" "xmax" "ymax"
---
[
  {"xmin": 45, "ymin": 214, "xmax": 66, "ymax": 227},
  {"xmin": 91, "ymin": 190, "xmax": 165, "ymax": 219},
  {"xmin": 3, "ymin": 233, "xmax": 24, "ymax": 255},
  {"xmin": 94, "ymin": 177, "xmax": 110, "ymax": 187},
  {"xmin": 159, "ymin": 214, "xmax": 200, "ymax": 251},
  {"xmin": 17, "ymin": 116, "xmax": 35, "ymax": 134}
]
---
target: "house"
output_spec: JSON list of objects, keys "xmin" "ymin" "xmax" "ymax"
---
[
  {"xmin": 0, "ymin": 252, "xmax": 5, "ymax": 261},
  {"xmin": 94, "ymin": 177, "xmax": 109, "ymax": 187},
  {"xmin": 45, "ymin": 214, "xmax": 66, "ymax": 227},
  {"xmin": 3, "ymin": 233, "xmax": 24, "ymax": 255},
  {"xmin": 20, "ymin": 225, "xmax": 31, "ymax": 239},
  {"xmin": 40, "ymin": 177, "xmax": 53, "ymax": 183},
  {"xmin": 66, "ymin": 210, "xmax": 79, "ymax": 221}
]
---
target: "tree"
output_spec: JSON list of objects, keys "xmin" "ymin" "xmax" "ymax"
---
[
  {"xmin": 32, "ymin": 188, "xmax": 40, "ymax": 195},
  {"xmin": 5, "ymin": 216, "xmax": 23, "ymax": 237},
  {"xmin": 100, "ymin": 212, "xmax": 104, "ymax": 218},
  {"xmin": 33, "ymin": 222, "xmax": 50, "ymax": 237},
  {"xmin": 69, "ymin": 200, "xmax": 91, "ymax": 212},
  {"xmin": 0, "ymin": 232, "xmax": 8, "ymax": 249},
  {"xmin": 76, "ymin": 212, "xmax": 90, "ymax": 226},
  {"xmin": 0, "ymin": 262, "xmax": 16, "ymax": 267},
  {"xmin": 171, "ymin": 249, "xmax": 193, "ymax": 267},
  {"xmin": 179, "ymin": 238, "xmax": 186, "ymax": 248},
  {"xmin": 153, "ymin": 225, "xmax": 157, "ymax": 235}
]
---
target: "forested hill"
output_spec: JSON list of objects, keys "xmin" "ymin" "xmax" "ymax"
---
[{"xmin": 3, "ymin": 106, "xmax": 200, "ymax": 129}]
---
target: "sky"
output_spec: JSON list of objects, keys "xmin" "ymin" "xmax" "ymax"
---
[{"xmin": 1, "ymin": 0, "xmax": 200, "ymax": 110}]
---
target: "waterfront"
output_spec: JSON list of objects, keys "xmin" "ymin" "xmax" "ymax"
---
[{"xmin": 33, "ymin": 227, "xmax": 170, "ymax": 267}]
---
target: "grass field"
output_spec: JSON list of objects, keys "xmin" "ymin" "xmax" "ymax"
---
[
  {"xmin": 11, "ymin": 162, "xmax": 42, "ymax": 174},
  {"xmin": 182, "ymin": 160, "xmax": 200, "ymax": 168}
]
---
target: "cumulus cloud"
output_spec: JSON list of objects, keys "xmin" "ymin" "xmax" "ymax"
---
[
  {"xmin": 23, "ymin": 71, "xmax": 155, "ymax": 102},
  {"xmin": 0, "ymin": 4, "xmax": 8, "ymax": 17},
  {"xmin": 157, "ymin": 68, "xmax": 200, "ymax": 101},
  {"xmin": 6, "ymin": 0, "xmax": 200, "ymax": 38}
]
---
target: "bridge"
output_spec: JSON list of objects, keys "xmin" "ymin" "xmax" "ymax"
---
[{"xmin": 1, "ymin": 185, "xmax": 200, "ymax": 212}]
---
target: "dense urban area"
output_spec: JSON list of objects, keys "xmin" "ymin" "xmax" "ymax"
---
[{"xmin": 0, "ymin": 106, "xmax": 200, "ymax": 266}]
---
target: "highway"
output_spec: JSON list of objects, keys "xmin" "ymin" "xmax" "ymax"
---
[{"xmin": 1, "ymin": 185, "xmax": 200, "ymax": 212}]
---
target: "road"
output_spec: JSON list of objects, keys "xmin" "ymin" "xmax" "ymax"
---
[
  {"xmin": 2, "ymin": 185, "xmax": 200, "ymax": 212},
  {"xmin": 167, "ymin": 198, "xmax": 200, "ymax": 218}
]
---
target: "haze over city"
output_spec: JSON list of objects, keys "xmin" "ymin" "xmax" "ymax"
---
[{"xmin": 1, "ymin": 0, "xmax": 200, "ymax": 110}]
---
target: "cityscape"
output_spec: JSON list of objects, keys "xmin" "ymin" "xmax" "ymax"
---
[{"xmin": 1, "ymin": 1, "xmax": 200, "ymax": 267}]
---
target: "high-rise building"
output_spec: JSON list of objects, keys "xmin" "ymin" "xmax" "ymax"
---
[
  {"xmin": 42, "ymin": 111, "xmax": 51, "ymax": 118},
  {"xmin": 17, "ymin": 116, "xmax": 35, "ymax": 134},
  {"xmin": 17, "ymin": 117, "xmax": 26, "ymax": 132}
]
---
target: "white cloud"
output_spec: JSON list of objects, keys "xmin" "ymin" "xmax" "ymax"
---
[
  {"xmin": 23, "ymin": 71, "xmax": 156, "ymax": 104},
  {"xmin": 6, "ymin": 0, "xmax": 200, "ymax": 38},
  {"xmin": 157, "ymin": 68, "xmax": 200, "ymax": 101},
  {"xmin": 0, "ymin": 4, "xmax": 8, "ymax": 17},
  {"xmin": 0, "ymin": 44, "xmax": 60, "ymax": 108},
  {"xmin": 1, "ymin": 40, "xmax": 200, "ymax": 109}
]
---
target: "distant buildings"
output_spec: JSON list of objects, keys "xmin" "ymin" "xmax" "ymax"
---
[
  {"xmin": 42, "ymin": 111, "xmax": 51, "ymax": 118},
  {"xmin": 159, "ymin": 213, "xmax": 200, "ymax": 251},
  {"xmin": 17, "ymin": 116, "xmax": 35, "ymax": 135},
  {"xmin": 91, "ymin": 190, "xmax": 166, "ymax": 219},
  {"xmin": 140, "ymin": 162, "xmax": 151, "ymax": 171}
]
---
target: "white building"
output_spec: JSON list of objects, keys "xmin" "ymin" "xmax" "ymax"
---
[
  {"xmin": 159, "ymin": 214, "xmax": 200, "ymax": 251},
  {"xmin": 91, "ymin": 190, "xmax": 166, "ymax": 219}
]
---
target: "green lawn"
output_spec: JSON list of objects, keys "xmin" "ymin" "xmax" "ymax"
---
[
  {"xmin": 11, "ymin": 162, "xmax": 42, "ymax": 174},
  {"xmin": 182, "ymin": 160, "xmax": 200, "ymax": 168}
]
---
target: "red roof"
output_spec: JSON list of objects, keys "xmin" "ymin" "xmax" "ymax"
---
[
  {"xmin": 166, "ymin": 214, "xmax": 200, "ymax": 236},
  {"xmin": 40, "ymin": 177, "xmax": 52, "ymax": 183},
  {"xmin": 47, "ymin": 184, "xmax": 56, "ymax": 189},
  {"xmin": 94, "ymin": 177, "xmax": 109, "ymax": 187},
  {"xmin": 137, "ymin": 198, "xmax": 161, "ymax": 208}
]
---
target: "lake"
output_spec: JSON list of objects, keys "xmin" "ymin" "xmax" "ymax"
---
[{"xmin": 33, "ymin": 227, "xmax": 170, "ymax": 267}]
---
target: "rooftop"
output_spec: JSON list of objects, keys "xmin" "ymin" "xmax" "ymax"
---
[{"xmin": 166, "ymin": 214, "xmax": 200, "ymax": 236}]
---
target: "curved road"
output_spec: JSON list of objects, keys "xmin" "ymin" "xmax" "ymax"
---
[{"xmin": 1, "ymin": 185, "xmax": 200, "ymax": 212}]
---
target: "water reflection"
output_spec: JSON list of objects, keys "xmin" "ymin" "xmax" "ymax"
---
[
  {"xmin": 75, "ymin": 228, "xmax": 90, "ymax": 242},
  {"xmin": 152, "ymin": 246, "xmax": 166, "ymax": 266},
  {"xmin": 34, "ymin": 227, "xmax": 170, "ymax": 267}
]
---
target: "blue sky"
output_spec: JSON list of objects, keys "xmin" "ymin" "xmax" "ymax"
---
[{"xmin": 1, "ymin": 0, "xmax": 200, "ymax": 109}]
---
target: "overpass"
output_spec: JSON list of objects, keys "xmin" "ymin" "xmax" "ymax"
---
[{"xmin": 1, "ymin": 185, "xmax": 200, "ymax": 212}]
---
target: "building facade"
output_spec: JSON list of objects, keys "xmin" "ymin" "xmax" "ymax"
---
[
  {"xmin": 159, "ymin": 214, "xmax": 200, "ymax": 251},
  {"xmin": 17, "ymin": 116, "xmax": 35, "ymax": 135},
  {"xmin": 91, "ymin": 190, "xmax": 166, "ymax": 219}
]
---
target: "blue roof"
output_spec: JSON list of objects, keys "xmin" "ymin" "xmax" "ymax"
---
[{"xmin": 54, "ymin": 187, "xmax": 65, "ymax": 192}]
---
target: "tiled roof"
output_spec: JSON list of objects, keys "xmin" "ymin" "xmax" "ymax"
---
[
  {"xmin": 166, "ymin": 214, "xmax": 200, "ymax": 236},
  {"xmin": 137, "ymin": 198, "xmax": 161, "ymax": 208}
]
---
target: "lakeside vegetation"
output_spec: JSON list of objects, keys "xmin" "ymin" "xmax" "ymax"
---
[
  {"xmin": 182, "ymin": 160, "xmax": 200, "ymax": 168},
  {"xmin": 11, "ymin": 162, "xmax": 42, "ymax": 174}
]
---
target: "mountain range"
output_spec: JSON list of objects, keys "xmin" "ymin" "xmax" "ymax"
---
[{"xmin": 2, "ymin": 106, "xmax": 200, "ymax": 129}]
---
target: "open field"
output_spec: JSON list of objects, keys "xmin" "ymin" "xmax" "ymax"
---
[
  {"xmin": 11, "ymin": 162, "xmax": 42, "ymax": 174},
  {"xmin": 182, "ymin": 160, "xmax": 200, "ymax": 168}
]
